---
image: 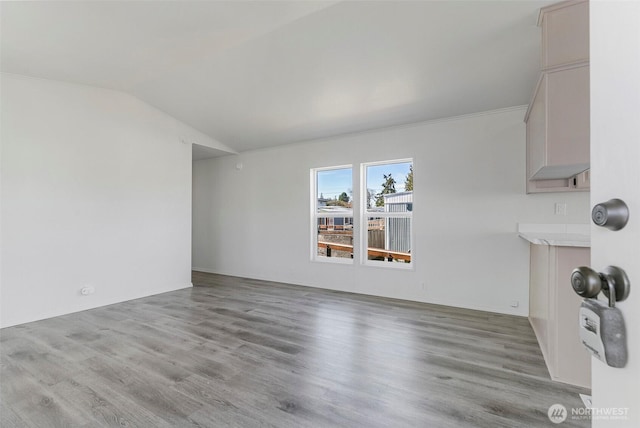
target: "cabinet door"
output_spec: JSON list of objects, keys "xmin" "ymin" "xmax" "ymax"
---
[
  {"xmin": 527, "ymin": 75, "xmax": 547, "ymax": 180},
  {"xmin": 541, "ymin": 0, "xmax": 589, "ymax": 69},
  {"xmin": 546, "ymin": 65, "xmax": 590, "ymax": 168},
  {"xmin": 529, "ymin": 244, "xmax": 550, "ymax": 361},
  {"xmin": 554, "ymin": 247, "xmax": 591, "ymax": 388}
]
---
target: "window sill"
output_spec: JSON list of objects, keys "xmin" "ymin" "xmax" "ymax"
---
[
  {"xmin": 312, "ymin": 257, "xmax": 354, "ymax": 265},
  {"xmin": 362, "ymin": 260, "xmax": 414, "ymax": 271}
]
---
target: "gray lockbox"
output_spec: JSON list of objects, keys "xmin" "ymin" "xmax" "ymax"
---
[
  {"xmin": 579, "ymin": 299, "xmax": 627, "ymax": 368},
  {"xmin": 571, "ymin": 265, "xmax": 630, "ymax": 368}
]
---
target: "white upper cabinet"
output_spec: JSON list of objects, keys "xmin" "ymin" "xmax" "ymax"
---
[
  {"xmin": 525, "ymin": 0, "xmax": 590, "ymax": 193},
  {"xmin": 540, "ymin": 0, "xmax": 589, "ymax": 69},
  {"xmin": 527, "ymin": 65, "xmax": 590, "ymax": 182}
]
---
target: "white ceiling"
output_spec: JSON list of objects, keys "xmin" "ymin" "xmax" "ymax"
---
[{"xmin": 1, "ymin": 0, "xmax": 554, "ymax": 155}]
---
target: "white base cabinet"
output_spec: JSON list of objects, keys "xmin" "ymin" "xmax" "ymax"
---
[{"xmin": 529, "ymin": 243, "xmax": 591, "ymax": 389}]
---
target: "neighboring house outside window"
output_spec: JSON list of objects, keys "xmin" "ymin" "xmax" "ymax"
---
[
  {"xmin": 311, "ymin": 166, "xmax": 353, "ymax": 263},
  {"xmin": 362, "ymin": 159, "xmax": 413, "ymax": 267},
  {"xmin": 311, "ymin": 159, "xmax": 412, "ymax": 268}
]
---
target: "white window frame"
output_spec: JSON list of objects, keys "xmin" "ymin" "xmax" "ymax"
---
[
  {"xmin": 360, "ymin": 158, "xmax": 414, "ymax": 270},
  {"xmin": 310, "ymin": 165, "xmax": 354, "ymax": 264}
]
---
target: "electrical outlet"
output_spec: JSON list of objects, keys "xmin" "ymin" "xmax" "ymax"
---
[
  {"xmin": 80, "ymin": 286, "xmax": 95, "ymax": 296},
  {"xmin": 554, "ymin": 203, "xmax": 567, "ymax": 216},
  {"xmin": 580, "ymin": 394, "xmax": 592, "ymax": 407}
]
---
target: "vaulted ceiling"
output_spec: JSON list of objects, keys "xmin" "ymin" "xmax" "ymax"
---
[{"xmin": 1, "ymin": 1, "xmax": 554, "ymax": 154}]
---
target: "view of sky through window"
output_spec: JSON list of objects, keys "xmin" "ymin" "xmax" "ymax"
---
[
  {"xmin": 317, "ymin": 162, "xmax": 412, "ymax": 201},
  {"xmin": 317, "ymin": 168, "xmax": 352, "ymax": 200},
  {"xmin": 366, "ymin": 162, "xmax": 412, "ymax": 194}
]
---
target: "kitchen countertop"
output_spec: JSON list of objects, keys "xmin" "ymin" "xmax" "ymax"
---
[{"xmin": 517, "ymin": 223, "xmax": 591, "ymax": 248}]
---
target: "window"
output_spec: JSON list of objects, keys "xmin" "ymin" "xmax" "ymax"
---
[
  {"xmin": 362, "ymin": 159, "xmax": 413, "ymax": 267},
  {"xmin": 311, "ymin": 166, "xmax": 353, "ymax": 263},
  {"xmin": 311, "ymin": 160, "xmax": 413, "ymax": 268}
]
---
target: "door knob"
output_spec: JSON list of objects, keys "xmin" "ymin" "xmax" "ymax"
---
[
  {"xmin": 571, "ymin": 266, "xmax": 631, "ymax": 306},
  {"xmin": 573, "ymin": 266, "xmax": 630, "ymax": 368},
  {"xmin": 592, "ymin": 199, "xmax": 629, "ymax": 231}
]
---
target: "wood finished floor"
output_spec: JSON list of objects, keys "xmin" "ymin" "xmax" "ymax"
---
[{"xmin": 1, "ymin": 272, "xmax": 590, "ymax": 427}]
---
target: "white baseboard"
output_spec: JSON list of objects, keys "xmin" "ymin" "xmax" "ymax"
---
[
  {"xmin": 1, "ymin": 282, "xmax": 193, "ymax": 329},
  {"xmin": 190, "ymin": 268, "xmax": 527, "ymax": 317}
]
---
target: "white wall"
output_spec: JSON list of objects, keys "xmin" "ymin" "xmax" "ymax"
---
[
  {"xmin": 193, "ymin": 107, "xmax": 590, "ymax": 316},
  {"xmin": 0, "ymin": 73, "xmax": 220, "ymax": 328}
]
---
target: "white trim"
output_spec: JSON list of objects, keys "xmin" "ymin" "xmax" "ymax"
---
[
  {"xmin": 232, "ymin": 105, "xmax": 528, "ymax": 156},
  {"xmin": 192, "ymin": 267, "xmax": 219, "ymax": 274},
  {"xmin": 190, "ymin": 271, "xmax": 525, "ymax": 317},
  {"xmin": 316, "ymin": 212, "xmax": 355, "ymax": 218},
  {"xmin": 313, "ymin": 163, "xmax": 352, "ymax": 172},
  {"xmin": 364, "ymin": 211, "xmax": 413, "ymax": 219},
  {"xmin": 313, "ymin": 256, "xmax": 354, "ymax": 265},
  {"xmin": 423, "ymin": 295, "xmax": 526, "ymax": 317},
  {"xmin": 309, "ymin": 168, "xmax": 316, "ymax": 261},
  {"xmin": 361, "ymin": 157, "xmax": 413, "ymax": 168},
  {"xmin": 0, "ymin": 283, "xmax": 193, "ymax": 328},
  {"xmin": 363, "ymin": 259, "xmax": 414, "ymax": 270}
]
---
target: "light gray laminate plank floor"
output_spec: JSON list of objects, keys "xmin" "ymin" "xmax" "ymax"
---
[{"xmin": 1, "ymin": 272, "xmax": 590, "ymax": 427}]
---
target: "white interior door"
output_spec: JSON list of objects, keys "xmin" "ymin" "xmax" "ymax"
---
[{"xmin": 590, "ymin": 1, "xmax": 640, "ymax": 426}]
